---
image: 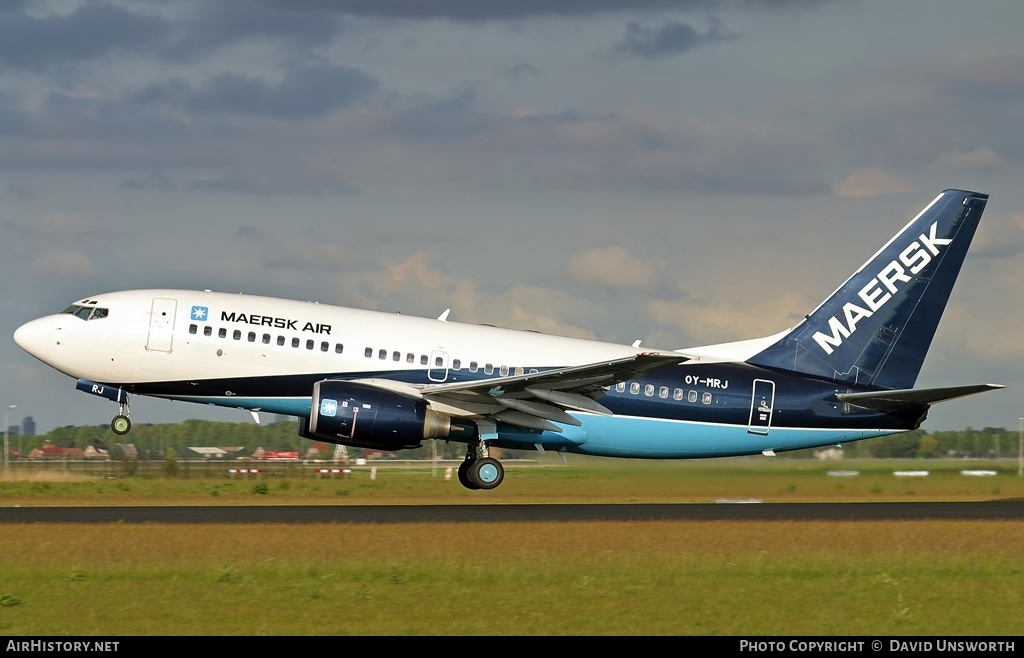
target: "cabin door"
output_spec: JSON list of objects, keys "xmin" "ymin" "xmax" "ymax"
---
[{"xmin": 147, "ymin": 297, "xmax": 177, "ymax": 353}]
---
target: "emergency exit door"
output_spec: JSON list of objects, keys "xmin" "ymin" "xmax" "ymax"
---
[{"xmin": 747, "ymin": 378, "xmax": 775, "ymax": 435}]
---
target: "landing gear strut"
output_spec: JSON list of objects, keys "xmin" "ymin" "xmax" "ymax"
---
[{"xmin": 457, "ymin": 425, "xmax": 504, "ymax": 490}]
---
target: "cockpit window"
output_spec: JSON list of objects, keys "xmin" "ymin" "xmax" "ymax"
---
[{"xmin": 62, "ymin": 305, "xmax": 109, "ymax": 321}]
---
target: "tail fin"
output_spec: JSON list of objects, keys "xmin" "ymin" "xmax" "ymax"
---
[{"xmin": 747, "ymin": 189, "xmax": 989, "ymax": 390}]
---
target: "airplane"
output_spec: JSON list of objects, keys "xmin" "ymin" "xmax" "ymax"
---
[{"xmin": 13, "ymin": 188, "xmax": 1002, "ymax": 490}]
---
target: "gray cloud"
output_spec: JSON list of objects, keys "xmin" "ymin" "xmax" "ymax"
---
[
  {"xmin": 610, "ymin": 19, "xmax": 735, "ymax": 59},
  {"xmin": 0, "ymin": 1, "xmax": 346, "ymax": 72},
  {"xmin": 0, "ymin": 3, "xmax": 167, "ymax": 71},
  {"xmin": 193, "ymin": 66, "xmax": 377, "ymax": 118},
  {"xmin": 252, "ymin": 0, "xmax": 722, "ymax": 21}
]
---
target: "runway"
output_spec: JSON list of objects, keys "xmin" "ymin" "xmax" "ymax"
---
[{"xmin": 0, "ymin": 500, "xmax": 1021, "ymax": 523}]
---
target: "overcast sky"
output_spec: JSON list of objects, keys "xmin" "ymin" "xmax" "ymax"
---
[{"xmin": 3, "ymin": 0, "xmax": 1024, "ymax": 436}]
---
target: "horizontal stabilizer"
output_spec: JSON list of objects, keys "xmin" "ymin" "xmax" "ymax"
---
[{"xmin": 836, "ymin": 383, "xmax": 1004, "ymax": 412}]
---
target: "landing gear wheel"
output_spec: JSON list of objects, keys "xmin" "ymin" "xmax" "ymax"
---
[
  {"xmin": 111, "ymin": 415, "xmax": 132, "ymax": 435},
  {"xmin": 468, "ymin": 457, "xmax": 504, "ymax": 490},
  {"xmin": 458, "ymin": 459, "xmax": 480, "ymax": 490}
]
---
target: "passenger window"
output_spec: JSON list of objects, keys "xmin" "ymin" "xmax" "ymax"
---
[
  {"xmin": 616, "ymin": 383, "xmax": 626, "ymax": 392},
  {"xmin": 379, "ymin": 349, "xmax": 387, "ymax": 360},
  {"xmin": 335, "ymin": 344, "xmax": 344, "ymax": 354},
  {"xmin": 406, "ymin": 353, "xmax": 414, "ymax": 363},
  {"xmin": 702, "ymin": 392, "xmax": 712, "ymax": 405},
  {"xmin": 515, "ymin": 367, "xmax": 524, "ymax": 376},
  {"xmin": 688, "ymin": 391, "xmax": 697, "ymax": 403},
  {"xmin": 659, "ymin": 386, "xmax": 669, "ymax": 399},
  {"xmin": 277, "ymin": 336, "xmax": 285, "ymax": 346},
  {"xmin": 262, "ymin": 334, "xmax": 271, "ymax": 344},
  {"xmin": 292, "ymin": 338, "xmax": 300, "ymax": 348},
  {"xmin": 233, "ymin": 330, "xmax": 241, "ymax": 340},
  {"xmin": 247, "ymin": 332, "xmax": 256, "ymax": 342},
  {"xmin": 307, "ymin": 340, "xmax": 315, "ymax": 350},
  {"xmin": 484, "ymin": 363, "xmax": 493, "ymax": 375},
  {"xmin": 204, "ymin": 326, "xmax": 212, "ymax": 337},
  {"xmin": 435, "ymin": 356, "xmax": 444, "ymax": 367},
  {"xmin": 365, "ymin": 347, "xmax": 372, "ymax": 358},
  {"xmin": 321, "ymin": 342, "xmax": 329, "ymax": 352},
  {"xmin": 219, "ymin": 328, "xmax": 227, "ymax": 339},
  {"xmin": 393, "ymin": 351, "xmax": 401, "ymax": 361},
  {"xmin": 189, "ymin": 324, "xmax": 198, "ymax": 335},
  {"xmin": 630, "ymin": 382, "xmax": 640, "ymax": 395},
  {"xmin": 499, "ymin": 365, "xmax": 509, "ymax": 376},
  {"xmin": 644, "ymin": 384, "xmax": 654, "ymax": 397},
  {"xmin": 452, "ymin": 359, "xmax": 461, "ymax": 369},
  {"xmin": 469, "ymin": 361, "xmax": 478, "ymax": 373},
  {"xmin": 673, "ymin": 388, "xmax": 683, "ymax": 400},
  {"xmin": 420, "ymin": 355, "xmax": 428, "ymax": 365}
]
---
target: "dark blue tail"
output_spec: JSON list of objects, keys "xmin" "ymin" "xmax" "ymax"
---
[{"xmin": 747, "ymin": 189, "xmax": 989, "ymax": 390}]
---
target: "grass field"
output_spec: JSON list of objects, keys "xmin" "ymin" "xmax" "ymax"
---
[
  {"xmin": 1, "ymin": 455, "xmax": 1022, "ymax": 505},
  {"xmin": 0, "ymin": 457, "xmax": 1022, "ymax": 636}
]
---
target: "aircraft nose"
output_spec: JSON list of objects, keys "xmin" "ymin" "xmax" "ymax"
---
[{"xmin": 13, "ymin": 317, "xmax": 51, "ymax": 361}]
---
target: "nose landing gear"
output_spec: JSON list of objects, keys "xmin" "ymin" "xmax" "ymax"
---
[
  {"xmin": 75, "ymin": 379, "xmax": 133, "ymax": 436},
  {"xmin": 111, "ymin": 395, "xmax": 132, "ymax": 435}
]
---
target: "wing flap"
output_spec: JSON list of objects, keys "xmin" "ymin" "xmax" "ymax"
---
[
  {"xmin": 525, "ymin": 388, "xmax": 612, "ymax": 415},
  {"xmin": 495, "ymin": 397, "xmax": 583, "ymax": 426},
  {"xmin": 422, "ymin": 351, "xmax": 686, "ymax": 431}
]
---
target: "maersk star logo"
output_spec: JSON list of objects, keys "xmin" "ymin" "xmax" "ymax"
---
[
  {"xmin": 320, "ymin": 399, "xmax": 338, "ymax": 417},
  {"xmin": 191, "ymin": 306, "xmax": 209, "ymax": 322}
]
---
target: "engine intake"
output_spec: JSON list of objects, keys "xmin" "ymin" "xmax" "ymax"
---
[{"xmin": 302, "ymin": 380, "xmax": 451, "ymax": 451}]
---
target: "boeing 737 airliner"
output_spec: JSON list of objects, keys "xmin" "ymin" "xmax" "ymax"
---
[{"xmin": 13, "ymin": 189, "xmax": 1002, "ymax": 490}]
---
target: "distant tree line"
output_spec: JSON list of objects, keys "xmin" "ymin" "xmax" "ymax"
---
[
  {"xmin": 20, "ymin": 418, "xmax": 473, "ymax": 461},
  {"xmin": 12, "ymin": 420, "xmax": 1022, "ymax": 461}
]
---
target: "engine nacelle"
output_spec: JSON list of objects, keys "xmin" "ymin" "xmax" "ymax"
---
[{"xmin": 301, "ymin": 380, "xmax": 451, "ymax": 451}]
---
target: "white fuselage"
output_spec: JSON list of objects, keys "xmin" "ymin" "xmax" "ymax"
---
[{"xmin": 16, "ymin": 289, "xmax": 651, "ymax": 386}]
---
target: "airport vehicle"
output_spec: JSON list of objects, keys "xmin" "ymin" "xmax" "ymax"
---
[{"xmin": 13, "ymin": 189, "xmax": 1001, "ymax": 490}]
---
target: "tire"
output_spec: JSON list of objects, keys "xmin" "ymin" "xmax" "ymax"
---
[
  {"xmin": 469, "ymin": 457, "xmax": 504, "ymax": 490},
  {"xmin": 458, "ymin": 459, "xmax": 480, "ymax": 490},
  {"xmin": 111, "ymin": 415, "xmax": 132, "ymax": 435}
]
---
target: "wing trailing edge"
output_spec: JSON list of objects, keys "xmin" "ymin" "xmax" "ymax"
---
[{"xmin": 420, "ymin": 351, "xmax": 687, "ymax": 431}]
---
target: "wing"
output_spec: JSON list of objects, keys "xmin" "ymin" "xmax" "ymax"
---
[{"xmin": 418, "ymin": 351, "xmax": 688, "ymax": 432}]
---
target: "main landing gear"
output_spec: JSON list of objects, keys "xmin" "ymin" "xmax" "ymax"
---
[{"xmin": 457, "ymin": 428, "xmax": 504, "ymax": 490}]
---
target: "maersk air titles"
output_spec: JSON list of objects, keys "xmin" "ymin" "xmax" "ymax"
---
[
  {"xmin": 217, "ymin": 309, "xmax": 332, "ymax": 334},
  {"xmin": 811, "ymin": 218, "xmax": 951, "ymax": 356},
  {"xmin": 13, "ymin": 189, "xmax": 1002, "ymax": 490}
]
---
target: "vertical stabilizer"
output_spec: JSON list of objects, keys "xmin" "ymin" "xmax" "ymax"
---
[{"xmin": 747, "ymin": 189, "xmax": 988, "ymax": 390}]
